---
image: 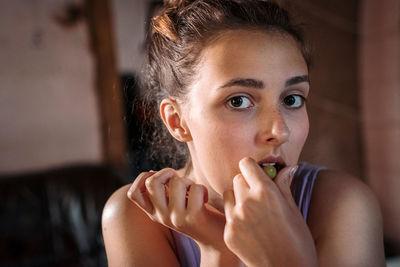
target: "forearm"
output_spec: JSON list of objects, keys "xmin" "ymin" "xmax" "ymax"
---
[{"xmin": 199, "ymin": 244, "xmax": 244, "ymax": 267}]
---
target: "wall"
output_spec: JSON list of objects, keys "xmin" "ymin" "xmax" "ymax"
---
[
  {"xmin": 360, "ymin": 0, "xmax": 400, "ymax": 251},
  {"xmin": 112, "ymin": 0, "xmax": 149, "ymax": 74},
  {"xmin": 288, "ymin": 0, "xmax": 362, "ymax": 178},
  {"xmin": 0, "ymin": 0, "xmax": 102, "ymax": 175}
]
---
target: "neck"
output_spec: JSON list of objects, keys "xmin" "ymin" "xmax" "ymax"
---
[{"xmin": 181, "ymin": 164, "xmax": 225, "ymax": 214}]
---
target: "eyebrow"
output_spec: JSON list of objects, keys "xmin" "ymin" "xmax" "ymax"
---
[
  {"xmin": 285, "ymin": 75, "xmax": 309, "ymax": 87},
  {"xmin": 217, "ymin": 75, "xmax": 309, "ymax": 90},
  {"xmin": 218, "ymin": 78, "xmax": 264, "ymax": 90}
]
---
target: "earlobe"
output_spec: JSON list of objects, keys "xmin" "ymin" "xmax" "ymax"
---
[{"xmin": 160, "ymin": 98, "xmax": 192, "ymax": 142}]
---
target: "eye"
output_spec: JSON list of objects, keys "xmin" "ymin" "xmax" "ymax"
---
[
  {"xmin": 283, "ymin": 94, "xmax": 306, "ymax": 109},
  {"xmin": 227, "ymin": 96, "xmax": 253, "ymax": 110}
]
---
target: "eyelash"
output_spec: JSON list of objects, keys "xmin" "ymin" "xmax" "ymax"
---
[
  {"xmin": 226, "ymin": 95, "xmax": 253, "ymax": 110},
  {"xmin": 282, "ymin": 94, "xmax": 307, "ymax": 109},
  {"xmin": 226, "ymin": 94, "xmax": 307, "ymax": 111}
]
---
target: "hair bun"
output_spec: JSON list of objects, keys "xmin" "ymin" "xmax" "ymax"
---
[
  {"xmin": 163, "ymin": 0, "xmax": 184, "ymax": 9},
  {"xmin": 163, "ymin": 0, "xmax": 197, "ymax": 9}
]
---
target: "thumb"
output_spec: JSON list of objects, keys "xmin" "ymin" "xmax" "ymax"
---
[{"xmin": 275, "ymin": 165, "xmax": 298, "ymax": 203}]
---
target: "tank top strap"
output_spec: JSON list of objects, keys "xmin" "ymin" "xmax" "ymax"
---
[{"xmin": 291, "ymin": 162, "xmax": 325, "ymax": 221}]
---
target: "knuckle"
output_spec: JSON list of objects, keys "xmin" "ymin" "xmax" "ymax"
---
[
  {"xmin": 144, "ymin": 176, "xmax": 155, "ymax": 188},
  {"xmin": 145, "ymin": 176, "xmax": 160, "ymax": 191},
  {"xmin": 184, "ymin": 213, "xmax": 199, "ymax": 225},
  {"xmin": 137, "ymin": 171, "xmax": 153, "ymax": 181},
  {"xmin": 227, "ymin": 212, "xmax": 241, "ymax": 228},
  {"xmin": 170, "ymin": 176, "xmax": 184, "ymax": 188},
  {"xmin": 233, "ymin": 174, "xmax": 242, "ymax": 185},
  {"xmin": 127, "ymin": 190, "xmax": 139, "ymax": 202},
  {"xmin": 168, "ymin": 177, "xmax": 178, "ymax": 187},
  {"xmin": 158, "ymin": 215, "xmax": 171, "ymax": 226},
  {"xmin": 223, "ymin": 228, "xmax": 234, "ymax": 245},
  {"xmin": 240, "ymin": 156, "xmax": 253, "ymax": 165},
  {"xmin": 148, "ymin": 214, "xmax": 159, "ymax": 223},
  {"xmin": 170, "ymin": 213, "xmax": 185, "ymax": 228},
  {"xmin": 189, "ymin": 184, "xmax": 203, "ymax": 194},
  {"xmin": 161, "ymin": 168, "xmax": 176, "ymax": 176},
  {"xmin": 223, "ymin": 223, "xmax": 241, "ymax": 249}
]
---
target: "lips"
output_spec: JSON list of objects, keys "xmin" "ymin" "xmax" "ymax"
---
[{"xmin": 258, "ymin": 157, "xmax": 286, "ymax": 174}]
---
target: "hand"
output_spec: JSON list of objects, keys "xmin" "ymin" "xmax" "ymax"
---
[
  {"xmin": 223, "ymin": 157, "xmax": 318, "ymax": 267},
  {"xmin": 127, "ymin": 168, "xmax": 226, "ymax": 249}
]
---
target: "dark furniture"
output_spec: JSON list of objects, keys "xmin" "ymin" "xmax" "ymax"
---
[{"xmin": 0, "ymin": 165, "xmax": 126, "ymax": 267}]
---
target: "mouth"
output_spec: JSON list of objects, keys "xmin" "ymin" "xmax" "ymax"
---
[{"xmin": 258, "ymin": 159, "xmax": 286, "ymax": 179}]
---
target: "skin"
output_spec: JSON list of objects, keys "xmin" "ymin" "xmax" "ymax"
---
[
  {"xmin": 102, "ymin": 30, "xmax": 386, "ymax": 266},
  {"xmin": 179, "ymin": 30, "xmax": 310, "ymax": 212}
]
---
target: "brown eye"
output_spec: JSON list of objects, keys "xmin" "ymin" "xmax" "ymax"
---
[
  {"xmin": 227, "ymin": 96, "xmax": 252, "ymax": 109},
  {"xmin": 283, "ymin": 95, "xmax": 305, "ymax": 108}
]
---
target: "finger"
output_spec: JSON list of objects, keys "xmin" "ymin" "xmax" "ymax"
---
[
  {"xmin": 275, "ymin": 165, "xmax": 298, "ymax": 205},
  {"xmin": 168, "ymin": 177, "xmax": 189, "ymax": 214},
  {"xmin": 223, "ymin": 189, "xmax": 235, "ymax": 222},
  {"xmin": 127, "ymin": 171, "xmax": 156, "ymax": 213},
  {"xmin": 232, "ymin": 173, "xmax": 249, "ymax": 203},
  {"xmin": 166, "ymin": 176, "xmax": 193, "ymax": 202},
  {"xmin": 187, "ymin": 184, "xmax": 208, "ymax": 214},
  {"xmin": 145, "ymin": 169, "xmax": 176, "ymax": 216},
  {"xmin": 238, "ymin": 157, "xmax": 273, "ymax": 189},
  {"xmin": 164, "ymin": 175, "xmax": 193, "ymax": 197}
]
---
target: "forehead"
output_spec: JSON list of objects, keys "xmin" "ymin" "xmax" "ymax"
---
[{"xmin": 194, "ymin": 29, "xmax": 308, "ymax": 84}]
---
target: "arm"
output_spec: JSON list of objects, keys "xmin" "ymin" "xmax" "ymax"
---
[
  {"xmin": 308, "ymin": 170, "xmax": 386, "ymax": 267},
  {"xmin": 127, "ymin": 169, "xmax": 242, "ymax": 267},
  {"xmin": 102, "ymin": 184, "xmax": 180, "ymax": 267},
  {"xmin": 104, "ymin": 170, "xmax": 242, "ymax": 267}
]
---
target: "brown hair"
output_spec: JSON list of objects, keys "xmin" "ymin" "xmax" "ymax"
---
[{"xmin": 140, "ymin": 0, "xmax": 310, "ymax": 170}]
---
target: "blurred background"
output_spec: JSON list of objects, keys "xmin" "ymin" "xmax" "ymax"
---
[{"xmin": 0, "ymin": 0, "xmax": 399, "ymax": 266}]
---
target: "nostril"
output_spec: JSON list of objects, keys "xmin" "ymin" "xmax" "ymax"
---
[
  {"xmin": 265, "ymin": 129, "xmax": 289, "ymax": 144},
  {"xmin": 258, "ymin": 110, "xmax": 290, "ymax": 144}
]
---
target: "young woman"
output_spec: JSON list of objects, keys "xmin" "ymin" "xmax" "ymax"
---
[{"xmin": 102, "ymin": 1, "xmax": 386, "ymax": 266}]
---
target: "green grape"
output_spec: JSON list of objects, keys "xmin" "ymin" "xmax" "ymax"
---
[{"xmin": 263, "ymin": 165, "xmax": 277, "ymax": 179}]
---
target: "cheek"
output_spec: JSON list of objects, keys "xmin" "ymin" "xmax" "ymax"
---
[
  {"xmin": 193, "ymin": 119, "xmax": 254, "ymax": 164},
  {"xmin": 300, "ymin": 116, "xmax": 310, "ymax": 144},
  {"xmin": 188, "ymin": 116, "xmax": 255, "ymax": 190},
  {"xmin": 188, "ymin": 102, "xmax": 253, "ymax": 155},
  {"xmin": 290, "ymin": 115, "xmax": 309, "ymax": 154}
]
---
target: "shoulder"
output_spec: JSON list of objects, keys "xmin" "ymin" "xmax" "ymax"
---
[
  {"xmin": 102, "ymin": 184, "xmax": 153, "ymax": 234},
  {"xmin": 102, "ymin": 185, "xmax": 179, "ymax": 267},
  {"xmin": 307, "ymin": 169, "xmax": 386, "ymax": 266},
  {"xmin": 308, "ymin": 169, "xmax": 381, "ymax": 231}
]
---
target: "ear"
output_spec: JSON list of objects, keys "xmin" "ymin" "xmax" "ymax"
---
[{"xmin": 160, "ymin": 98, "xmax": 192, "ymax": 142}]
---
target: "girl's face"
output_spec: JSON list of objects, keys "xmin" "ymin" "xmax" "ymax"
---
[{"xmin": 181, "ymin": 30, "xmax": 309, "ymax": 207}]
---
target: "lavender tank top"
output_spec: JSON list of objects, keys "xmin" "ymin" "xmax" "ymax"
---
[{"xmin": 171, "ymin": 163, "xmax": 324, "ymax": 267}]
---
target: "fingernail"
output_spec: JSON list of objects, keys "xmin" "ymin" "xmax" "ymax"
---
[{"xmin": 290, "ymin": 165, "xmax": 298, "ymax": 177}]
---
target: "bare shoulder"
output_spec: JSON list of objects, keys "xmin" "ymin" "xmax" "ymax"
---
[
  {"xmin": 102, "ymin": 184, "xmax": 179, "ymax": 267},
  {"xmin": 307, "ymin": 169, "xmax": 386, "ymax": 266}
]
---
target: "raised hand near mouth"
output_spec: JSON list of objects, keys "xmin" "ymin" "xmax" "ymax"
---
[
  {"xmin": 127, "ymin": 168, "xmax": 242, "ymax": 266},
  {"xmin": 223, "ymin": 157, "xmax": 318, "ymax": 267}
]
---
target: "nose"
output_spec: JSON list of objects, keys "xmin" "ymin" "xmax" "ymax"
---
[{"xmin": 258, "ymin": 109, "xmax": 290, "ymax": 146}]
